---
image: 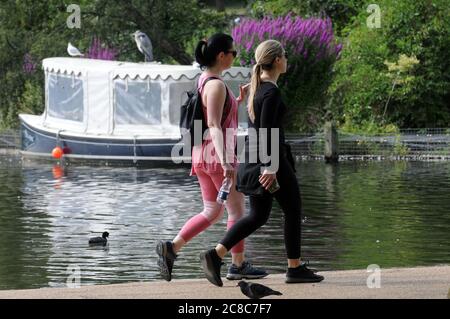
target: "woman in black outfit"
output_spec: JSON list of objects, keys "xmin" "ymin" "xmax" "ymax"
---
[{"xmin": 200, "ymin": 40, "xmax": 324, "ymax": 286}]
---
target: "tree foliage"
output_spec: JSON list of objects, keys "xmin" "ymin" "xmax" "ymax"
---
[
  {"xmin": 0, "ymin": 0, "xmax": 230, "ymax": 128},
  {"xmin": 329, "ymin": 0, "xmax": 450, "ymax": 130},
  {"xmin": 1, "ymin": 0, "xmax": 449, "ymax": 131}
]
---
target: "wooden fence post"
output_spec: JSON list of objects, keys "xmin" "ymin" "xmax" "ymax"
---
[{"xmin": 324, "ymin": 121, "xmax": 339, "ymax": 163}]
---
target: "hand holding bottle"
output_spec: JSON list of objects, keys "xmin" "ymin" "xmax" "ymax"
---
[{"xmin": 217, "ymin": 177, "xmax": 233, "ymax": 205}]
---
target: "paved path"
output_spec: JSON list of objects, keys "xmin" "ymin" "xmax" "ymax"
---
[{"xmin": 0, "ymin": 266, "xmax": 448, "ymax": 299}]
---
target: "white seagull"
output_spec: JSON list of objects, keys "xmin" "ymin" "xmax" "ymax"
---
[
  {"xmin": 67, "ymin": 42, "xmax": 84, "ymax": 57},
  {"xmin": 133, "ymin": 30, "xmax": 154, "ymax": 62}
]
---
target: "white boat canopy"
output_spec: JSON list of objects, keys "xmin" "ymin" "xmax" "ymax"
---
[{"xmin": 32, "ymin": 57, "xmax": 251, "ymax": 139}]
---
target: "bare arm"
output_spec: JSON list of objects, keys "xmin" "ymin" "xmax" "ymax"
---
[{"xmin": 203, "ymin": 80, "xmax": 233, "ymax": 175}]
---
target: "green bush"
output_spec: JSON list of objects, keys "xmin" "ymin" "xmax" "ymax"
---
[{"xmin": 329, "ymin": 0, "xmax": 450, "ymax": 130}]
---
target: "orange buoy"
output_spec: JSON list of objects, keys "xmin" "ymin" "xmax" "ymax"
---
[{"xmin": 52, "ymin": 146, "xmax": 63, "ymax": 159}]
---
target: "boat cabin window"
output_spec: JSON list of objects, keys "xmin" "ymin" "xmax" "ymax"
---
[
  {"xmin": 114, "ymin": 79, "xmax": 162, "ymax": 125},
  {"xmin": 48, "ymin": 73, "xmax": 84, "ymax": 122}
]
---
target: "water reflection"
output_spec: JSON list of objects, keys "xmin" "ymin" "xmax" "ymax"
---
[{"xmin": 0, "ymin": 154, "xmax": 449, "ymax": 290}]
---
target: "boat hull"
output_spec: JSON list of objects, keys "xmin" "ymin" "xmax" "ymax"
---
[{"xmin": 20, "ymin": 119, "xmax": 188, "ymax": 165}]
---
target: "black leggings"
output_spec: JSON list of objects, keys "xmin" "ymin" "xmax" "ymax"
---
[{"xmin": 220, "ymin": 157, "xmax": 302, "ymax": 259}]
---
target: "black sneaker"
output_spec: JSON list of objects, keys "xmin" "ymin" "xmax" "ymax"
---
[
  {"xmin": 285, "ymin": 261, "xmax": 324, "ymax": 284},
  {"xmin": 156, "ymin": 240, "xmax": 177, "ymax": 282},
  {"xmin": 200, "ymin": 249, "xmax": 224, "ymax": 287}
]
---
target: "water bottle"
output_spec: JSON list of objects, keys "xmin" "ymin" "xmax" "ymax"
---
[{"xmin": 217, "ymin": 177, "xmax": 232, "ymax": 205}]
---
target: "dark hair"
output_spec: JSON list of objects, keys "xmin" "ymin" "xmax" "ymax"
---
[{"xmin": 195, "ymin": 33, "xmax": 234, "ymax": 69}]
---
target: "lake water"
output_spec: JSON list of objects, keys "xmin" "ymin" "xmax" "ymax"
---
[{"xmin": 0, "ymin": 153, "xmax": 449, "ymax": 290}]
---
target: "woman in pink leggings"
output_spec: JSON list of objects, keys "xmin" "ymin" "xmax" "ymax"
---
[{"xmin": 156, "ymin": 33, "xmax": 267, "ymax": 282}]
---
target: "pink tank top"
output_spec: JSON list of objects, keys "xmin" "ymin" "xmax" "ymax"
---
[{"xmin": 190, "ymin": 72, "xmax": 239, "ymax": 176}]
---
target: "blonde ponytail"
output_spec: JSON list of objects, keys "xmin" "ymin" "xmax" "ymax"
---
[
  {"xmin": 246, "ymin": 40, "xmax": 284, "ymax": 123},
  {"xmin": 248, "ymin": 64, "xmax": 261, "ymax": 123}
]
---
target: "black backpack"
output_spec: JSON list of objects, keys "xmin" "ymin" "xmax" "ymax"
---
[{"xmin": 179, "ymin": 76, "xmax": 228, "ymax": 151}]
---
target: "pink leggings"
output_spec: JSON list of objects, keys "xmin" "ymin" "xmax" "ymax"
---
[{"xmin": 177, "ymin": 167, "xmax": 245, "ymax": 254}]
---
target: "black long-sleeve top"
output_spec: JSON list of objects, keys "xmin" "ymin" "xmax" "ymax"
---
[
  {"xmin": 248, "ymin": 81, "xmax": 287, "ymax": 167},
  {"xmin": 236, "ymin": 81, "xmax": 293, "ymax": 196}
]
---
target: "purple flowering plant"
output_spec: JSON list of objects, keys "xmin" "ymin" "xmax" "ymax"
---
[
  {"xmin": 232, "ymin": 14, "xmax": 342, "ymax": 67},
  {"xmin": 86, "ymin": 37, "xmax": 118, "ymax": 60},
  {"xmin": 232, "ymin": 14, "xmax": 343, "ymax": 130}
]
